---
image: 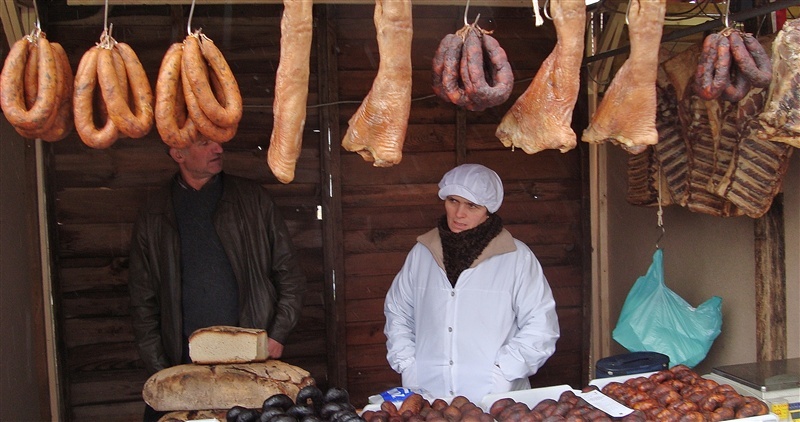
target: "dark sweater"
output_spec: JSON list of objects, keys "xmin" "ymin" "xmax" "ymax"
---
[{"xmin": 172, "ymin": 174, "xmax": 239, "ymax": 362}]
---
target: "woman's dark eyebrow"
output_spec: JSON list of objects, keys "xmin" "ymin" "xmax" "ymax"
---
[{"xmin": 447, "ymin": 196, "xmax": 480, "ymax": 207}]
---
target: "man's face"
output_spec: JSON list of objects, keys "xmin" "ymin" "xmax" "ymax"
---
[
  {"xmin": 444, "ymin": 195, "xmax": 489, "ymax": 233},
  {"xmin": 172, "ymin": 138, "xmax": 224, "ymax": 181}
]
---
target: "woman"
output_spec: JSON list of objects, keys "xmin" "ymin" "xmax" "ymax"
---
[{"xmin": 384, "ymin": 163, "xmax": 560, "ymax": 402}]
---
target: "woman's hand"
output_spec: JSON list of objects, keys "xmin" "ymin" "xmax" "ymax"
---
[{"xmin": 490, "ymin": 364, "xmax": 513, "ymax": 394}]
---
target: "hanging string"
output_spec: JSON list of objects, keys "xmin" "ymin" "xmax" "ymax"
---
[
  {"xmin": 97, "ymin": 0, "xmax": 115, "ymax": 49},
  {"xmin": 656, "ymin": 186, "xmax": 666, "ymax": 250},
  {"xmin": 531, "ymin": 0, "xmax": 544, "ymax": 26}
]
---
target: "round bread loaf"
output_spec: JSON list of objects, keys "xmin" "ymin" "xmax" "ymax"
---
[{"xmin": 143, "ymin": 360, "xmax": 315, "ymax": 411}]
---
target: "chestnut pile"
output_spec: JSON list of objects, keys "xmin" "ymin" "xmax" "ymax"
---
[
  {"xmin": 362, "ymin": 394, "xmax": 492, "ymax": 422},
  {"xmin": 363, "ymin": 364, "xmax": 771, "ymax": 422},
  {"xmin": 597, "ymin": 364, "xmax": 770, "ymax": 421},
  {"xmin": 226, "ymin": 386, "xmax": 364, "ymax": 422}
]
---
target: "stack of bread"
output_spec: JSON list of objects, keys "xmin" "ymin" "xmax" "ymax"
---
[{"xmin": 142, "ymin": 326, "xmax": 315, "ymax": 422}]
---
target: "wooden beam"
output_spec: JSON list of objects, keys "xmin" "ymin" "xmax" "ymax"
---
[
  {"xmin": 69, "ymin": 0, "xmax": 549, "ymax": 6},
  {"xmin": 316, "ymin": 5, "xmax": 348, "ymax": 389},
  {"xmin": 1, "ymin": 0, "xmax": 26, "ymax": 46},
  {"xmin": 754, "ymin": 195, "xmax": 787, "ymax": 362}
]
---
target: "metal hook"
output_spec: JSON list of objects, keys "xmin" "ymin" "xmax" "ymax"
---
[
  {"xmin": 543, "ymin": 0, "xmax": 553, "ymax": 21},
  {"xmin": 463, "ymin": 0, "xmax": 471, "ymax": 26},
  {"xmin": 32, "ymin": 0, "xmax": 40, "ymax": 31},
  {"xmin": 655, "ymin": 225, "xmax": 665, "ymax": 249},
  {"xmin": 187, "ymin": 0, "xmax": 197, "ymax": 36},
  {"xmin": 625, "ymin": 0, "xmax": 632, "ymax": 26},
  {"xmin": 723, "ymin": 0, "xmax": 732, "ymax": 28},
  {"xmin": 655, "ymin": 193, "xmax": 665, "ymax": 249},
  {"xmin": 103, "ymin": 0, "xmax": 109, "ymax": 33}
]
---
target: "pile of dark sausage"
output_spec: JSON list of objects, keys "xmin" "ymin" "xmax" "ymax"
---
[
  {"xmin": 432, "ymin": 21, "xmax": 514, "ymax": 112},
  {"xmin": 693, "ymin": 27, "xmax": 772, "ymax": 103}
]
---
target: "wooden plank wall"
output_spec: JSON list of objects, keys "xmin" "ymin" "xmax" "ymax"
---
[
  {"xmin": 45, "ymin": 4, "xmax": 328, "ymax": 420},
  {"xmin": 330, "ymin": 5, "xmax": 588, "ymax": 406},
  {"xmin": 38, "ymin": 1, "xmax": 588, "ymax": 419}
]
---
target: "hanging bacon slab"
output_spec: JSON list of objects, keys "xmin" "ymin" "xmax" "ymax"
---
[
  {"xmin": 495, "ymin": 0, "xmax": 586, "ymax": 154},
  {"xmin": 582, "ymin": 0, "xmax": 667, "ymax": 154},
  {"xmin": 757, "ymin": 18, "xmax": 800, "ymax": 146},
  {"xmin": 341, "ymin": 0, "xmax": 412, "ymax": 167},
  {"xmin": 267, "ymin": 0, "xmax": 313, "ymax": 184}
]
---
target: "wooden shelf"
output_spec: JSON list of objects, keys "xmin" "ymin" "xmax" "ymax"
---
[{"xmin": 66, "ymin": 0, "xmax": 540, "ymax": 6}]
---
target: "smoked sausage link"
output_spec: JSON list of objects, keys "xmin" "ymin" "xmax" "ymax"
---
[
  {"xmin": 439, "ymin": 32, "xmax": 472, "ymax": 108},
  {"xmin": 710, "ymin": 34, "xmax": 732, "ymax": 99},
  {"xmin": 73, "ymin": 46, "xmax": 120, "ymax": 149},
  {"xmin": 32, "ymin": 42, "xmax": 74, "ymax": 142},
  {"xmin": 694, "ymin": 33, "xmax": 722, "ymax": 100},
  {"xmin": 739, "ymin": 32, "xmax": 772, "ymax": 88},
  {"xmin": 155, "ymin": 42, "xmax": 197, "ymax": 148}
]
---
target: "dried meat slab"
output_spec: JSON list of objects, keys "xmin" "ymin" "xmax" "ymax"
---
[{"xmin": 758, "ymin": 18, "xmax": 800, "ymax": 146}]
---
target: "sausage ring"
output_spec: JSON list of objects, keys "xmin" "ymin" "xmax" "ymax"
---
[
  {"xmin": 16, "ymin": 40, "xmax": 63, "ymax": 138},
  {"xmin": 182, "ymin": 34, "xmax": 242, "ymax": 128},
  {"xmin": 181, "ymin": 59, "xmax": 237, "ymax": 143},
  {"xmin": 1, "ymin": 35, "xmax": 59, "ymax": 131},
  {"xmin": 98, "ymin": 42, "xmax": 154, "ymax": 138},
  {"xmin": 463, "ymin": 31, "xmax": 513, "ymax": 111}
]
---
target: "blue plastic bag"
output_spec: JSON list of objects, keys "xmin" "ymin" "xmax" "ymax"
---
[{"xmin": 612, "ymin": 249, "xmax": 722, "ymax": 368}]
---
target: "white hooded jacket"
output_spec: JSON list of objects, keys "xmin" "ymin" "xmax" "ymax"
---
[{"xmin": 384, "ymin": 227, "xmax": 560, "ymax": 403}]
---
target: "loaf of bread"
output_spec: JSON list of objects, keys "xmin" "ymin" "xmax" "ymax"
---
[
  {"xmin": 189, "ymin": 325, "xmax": 268, "ymax": 364},
  {"xmin": 143, "ymin": 360, "xmax": 315, "ymax": 411},
  {"xmin": 157, "ymin": 409, "xmax": 227, "ymax": 422}
]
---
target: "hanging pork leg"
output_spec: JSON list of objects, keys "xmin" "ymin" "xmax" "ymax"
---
[
  {"xmin": 495, "ymin": 0, "xmax": 586, "ymax": 154},
  {"xmin": 582, "ymin": 0, "xmax": 667, "ymax": 153},
  {"xmin": 341, "ymin": 0, "xmax": 412, "ymax": 167}
]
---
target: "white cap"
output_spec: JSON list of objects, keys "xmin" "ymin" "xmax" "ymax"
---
[{"xmin": 437, "ymin": 164, "xmax": 504, "ymax": 213}]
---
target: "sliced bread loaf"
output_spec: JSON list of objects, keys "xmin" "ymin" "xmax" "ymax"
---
[{"xmin": 189, "ymin": 325, "xmax": 267, "ymax": 364}]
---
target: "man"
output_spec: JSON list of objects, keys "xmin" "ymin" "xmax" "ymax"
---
[
  {"xmin": 384, "ymin": 164, "xmax": 559, "ymax": 403},
  {"xmin": 129, "ymin": 138, "xmax": 306, "ymax": 420}
]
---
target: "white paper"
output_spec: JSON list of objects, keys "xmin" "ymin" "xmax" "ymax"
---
[{"xmin": 577, "ymin": 390, "xmax": 634, "ymax": 418}]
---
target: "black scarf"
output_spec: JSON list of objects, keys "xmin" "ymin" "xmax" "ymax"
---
[{"xmin": 438, "ymin": 213, "xmax": 503, "ymax": 287}]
